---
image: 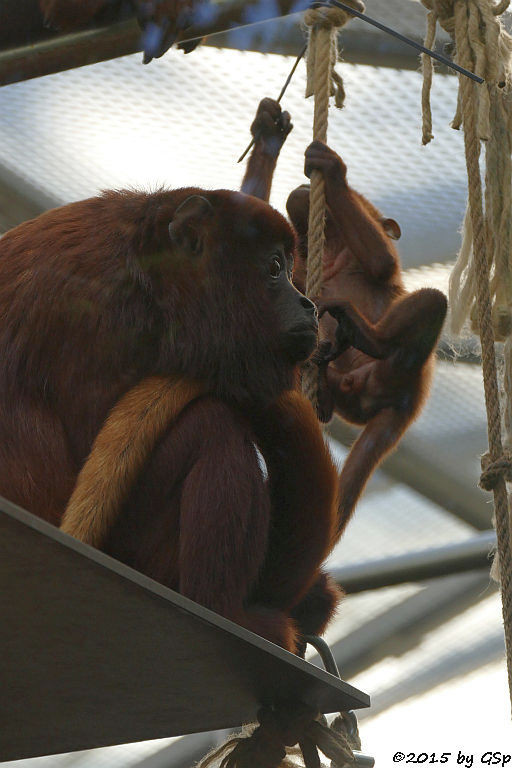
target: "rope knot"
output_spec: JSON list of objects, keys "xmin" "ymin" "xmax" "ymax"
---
[
  {"xmin": 198, "ymin": 705, "xmax": 357, "ymax": 768},
  {"xmin": 492, "ymin": 304, "xmax": 512, "ymax": 340},
  {"xmin": 257, "ymin": 706, "xmax": 313, "ymax": 749},
  {"xmin": 480, "ymin": 450, "xmax": 512, "ymax": 490},
  {"xmin": 303, "ymin": 3, "xmax": 359, "ymax": 30},
  {"xmin": 304, "ymin": 1, "xmax": 365, "ymax": 110}
]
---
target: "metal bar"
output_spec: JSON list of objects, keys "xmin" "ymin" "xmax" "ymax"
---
[
  {"xmin": 305, "ymin": 634, "xmax": 342, "ymax": 675},
  {"xmin": 0, "ymin": 0, "xmax": 310, "ymax": 86},
  {"xmin": 0, "ymin": 162, "xmax": 59, "ymax": 232},
  {"xmin": 331, "ymin": 531, "xmax": 496, "ymax": 594},
  {"xmin": 358, "ymin": 631, "xmax": 504, "ymax": 720},
  {"xmin": 330, "ymin": 572, "xmax": 493, "ymax": 679},
  {"xmin": 0, "ymin": 0, "xmax": 482, "ymax": 87}
]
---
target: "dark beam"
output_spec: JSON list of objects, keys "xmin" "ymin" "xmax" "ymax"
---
[
  {"xmin": 0, "ymin": 0, "xmax": 451, "ymax": 87},
  {"xmin": 358, "ymin": 631, "xmax": 504, "ymax": 720},
  {"xmin": 0, "ymin": 0, "xmax": 310, "ymax": 86},
  {"xmin": 0, "ymin": 163, "xmax": 59, "ymax": 232},
  {"xmin": 309, "ymin": 573, "xmax": 493, "ymax": 687},
  {"xmin": 332, "ymin": 531, "xmax": 496, "ymax": 594}
]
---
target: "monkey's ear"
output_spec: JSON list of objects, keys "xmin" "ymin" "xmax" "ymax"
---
[
  {"xmin": 381, "ymin": 218, "xmax": 401, "ymax": 240},
  {"xmin": 168, "ymin": 195, "xmax": 213, "ymax": 257}
]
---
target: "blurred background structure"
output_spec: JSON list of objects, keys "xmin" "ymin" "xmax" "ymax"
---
[{"xmin": 0, "ymin": 0, "xmax": 510, "ymax": 763}]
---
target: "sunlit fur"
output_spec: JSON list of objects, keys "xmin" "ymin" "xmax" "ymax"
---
[
  {"xmin": 287, "ymin": 141, "xmax": 448, "ymax": 534},
  {"xmin": 243, "ymin": 103, "xmax": 447, "ymax": 540}
]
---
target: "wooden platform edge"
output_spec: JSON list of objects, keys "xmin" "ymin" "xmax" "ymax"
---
[{"xmin": 0, "ymin": 494, "xmax": 370, "ymax": 709}]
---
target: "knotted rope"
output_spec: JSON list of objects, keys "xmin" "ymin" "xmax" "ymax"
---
[
  {"xmin": 419, "ymin": 0, "xmax": 512, "ymax": 713},
  {"xmin": 196, "ymin": 705, "xmax": 359, "ymax": 768},
  {"xmin": 301, "ymin": 1, "xmax": 364, "ymax": 405},
  {"xmin": 480, "ymin": 450, "xmax": 512, "ymax": 490}
]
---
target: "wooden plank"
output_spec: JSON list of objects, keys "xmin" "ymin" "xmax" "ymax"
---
[{"xmin": 0, "ymin": 496, "xmax": 369, "ymax": 762}]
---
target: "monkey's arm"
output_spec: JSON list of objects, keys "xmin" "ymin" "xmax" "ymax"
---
[
  {"xmin": 304, "ymin": 140, "xmax": 398, "ymax": 282},
  {"xmin": 318, "ymin": 289, "xmax": 447, "ymax": 368},
  {"xmin": 318, "ymin": 300, "xmax": 388, "ymax": 361},
  {"xmin": 250, "ymin": 390, "xmax": 338, "ymax": 612},
  {"xmin": 241, "ymin": 98, "xmax": 293, "ymax": 202},
  {"xmin": 376, "ymin": 288, "xmax": 447, "ymax": 368}
]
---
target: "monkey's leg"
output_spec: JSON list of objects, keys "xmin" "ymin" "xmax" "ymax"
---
[
  {"xmin": 375, "ymin": 288, "xmax": 447, "ymax": 368},
  {"xmin": 318, "ymin": 299, "xmax": 391, "ymax": 360},
  {"xmin": 178, "ymin": 399, "xmax": 298, "ymax": 651}
]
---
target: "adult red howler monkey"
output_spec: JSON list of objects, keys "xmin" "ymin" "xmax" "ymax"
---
[
  {"xmin": 39, "ymin": 0, "xmax": 207, "ymax": 61},
  {"xmin": 242, "ymin": 99, "xmax": 448, "ymax": 535},
  {"xmin": 0, "ymin": 187, "xmax": 342, "ymax": 652}
]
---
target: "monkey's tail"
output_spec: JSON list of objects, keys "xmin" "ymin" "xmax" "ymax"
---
[{"xmin": 335, "ymin": 407, "xmax": 408, "ymax": 540}]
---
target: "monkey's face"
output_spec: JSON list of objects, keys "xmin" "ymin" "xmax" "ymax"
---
[
  {"xmin": 260, "ymin": 243, "xmax": 318, "ymax": 362},
  {"xmin": 164, "ymin": 191, "xmax": 318, "ymax": 405}
]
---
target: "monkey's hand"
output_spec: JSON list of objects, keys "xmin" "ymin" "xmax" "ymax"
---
[
  {"xmin": 251, "ymin": 98, "xmax": 293, "ymax": 158},
  {"xmin": 316, "ymin": 355, "xmax": 336, "ymax": 423},
  {"xmin": 304, "ymin": 141, "xmax": 347, "ymax": 185},
  {"xmin": 317, "ymin": 302, "xmax": 355, "ymax": 359},
  {"xmin": 133, "ymin": 0, "xmax": 207, "ymax": 63},
  {"xmin": 313, "ymin": 339, "xmax": 335, "ymax": 366}
]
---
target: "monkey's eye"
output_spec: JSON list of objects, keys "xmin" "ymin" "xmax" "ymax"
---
[{"xmin": 269, "ymin": 256, "xmax": 282, "ymax": 279}]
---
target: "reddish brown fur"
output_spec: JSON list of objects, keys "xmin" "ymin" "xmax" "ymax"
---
[
  {"xmin": 0, "ymin": 186, "xmax": 341, "ymax": 651},
  {"xmin": 243, "ymin": 101, "xmax": 447, "ymax": 537}
]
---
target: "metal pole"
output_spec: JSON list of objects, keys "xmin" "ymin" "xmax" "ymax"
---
[
  {"xmin": 0, "ymin": 0, "xmax": 311, "ymax": 86},
  {"xmin": 0, "ymin": 0, "xmax": 481, "ymax": 86},
  {"xmin": 333, "ymin": 530, "xmax": 496, "ymax": 594}
]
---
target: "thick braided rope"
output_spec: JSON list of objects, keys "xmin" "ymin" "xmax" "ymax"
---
[
  {"xmin": 421, "ymin": 8, "xmax": 438, "ymax": 144},
  {"xmin": 302, "ymin": 6, "xmax": 349, "ymax": 404},
  {"xmin": 453, "ymin": 0, "xmax": 512, "ymax": 711},
  {"xmin": 424, "ymin": 0, "xmax": 512, "ymax": 590}
]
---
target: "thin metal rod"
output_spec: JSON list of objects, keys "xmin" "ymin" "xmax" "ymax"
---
[
  {"xmin": 319, "ymin": 0, "xmax": 484, "ymax": 83},
  {"xmin": 237, "ymin": 42, "xmax": 308, "ymax": 164},
  {"xmin": 332, "ymin": 530, "xmax": 497, "ymax": 594},
  {"xmin": 304, "ymin": 634, "xmax": 341, "ymax": 676}
]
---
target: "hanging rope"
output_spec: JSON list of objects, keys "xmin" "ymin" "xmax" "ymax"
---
[
  {"xmin": 420, "ymin": 0, "xmax": 512, "ymax": 714},
  {"xmin": 301, "ymin": 1, "xmax": 364, "ymax": 405}
]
